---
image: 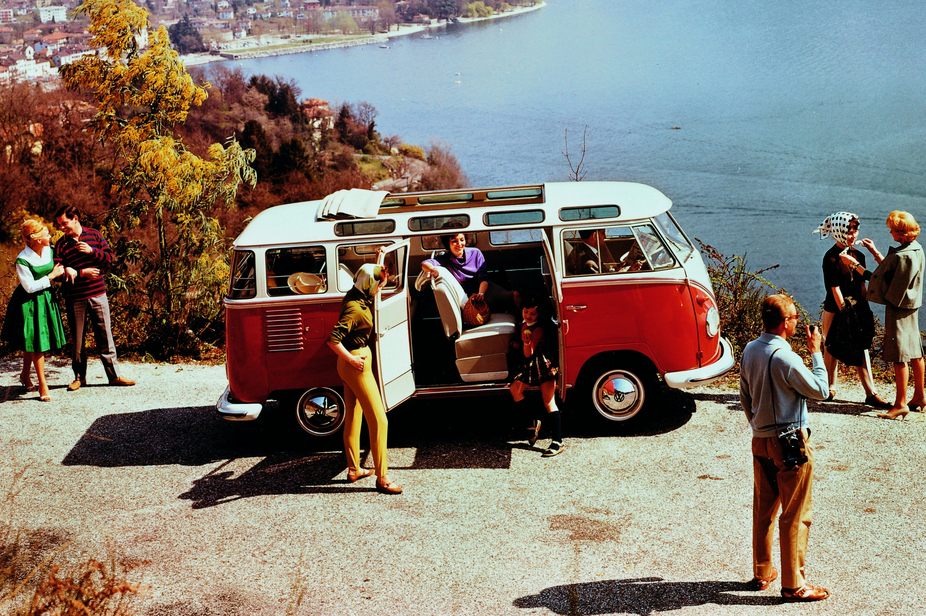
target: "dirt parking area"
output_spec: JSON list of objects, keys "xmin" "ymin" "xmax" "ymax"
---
[{"xmin": 1, "ymin": 356, "xmax": 924, "ymax": 615}]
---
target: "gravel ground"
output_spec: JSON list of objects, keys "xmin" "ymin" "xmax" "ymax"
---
[{"xmin": 1, "ymin": 355, "xmax": 925, "ymax": 615}]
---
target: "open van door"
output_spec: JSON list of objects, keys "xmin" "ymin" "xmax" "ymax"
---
[
  {"xmin": 374, "ymin": 240, "xmax": 415, "ymax": 410},
  {"xmin": 540, "ymin": 231, "xmax": 567, "ymax": 396}
]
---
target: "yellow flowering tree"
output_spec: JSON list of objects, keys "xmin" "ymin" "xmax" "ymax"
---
[{"xmin": 59, "ymin": 0, "xmax": 256, "ymax": 356}]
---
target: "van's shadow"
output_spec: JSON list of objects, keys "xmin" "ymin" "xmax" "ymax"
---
[
  {"xmin": 61, "ymin": 389, "xmax": 695, "ymax": 508},
  {"xmin": 513, "ymin": 577, "xmax": 780, "ymax": 615}
]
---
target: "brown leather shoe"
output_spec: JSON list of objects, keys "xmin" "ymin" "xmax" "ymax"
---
[
  {"xmin": 346, "ymin": 468, "xmax": 374, "ymax": 483},
  {"xmin": 67, "ymin": 379, "xmax": 85, "ymax": 392},
  {"xmin": 376, "ymin": 477, "xmax": 403, "ymax": 494},
  {"xmin": 781, "ymin": 584, "xmax": 829, "ymax": 602},
  {"xmin": 109, "ymin": 377, "xmax": 136, "ymax": 386},
  {"xmin": 750, "ymin": 568, "xmax": 778, "ymax": 591}
]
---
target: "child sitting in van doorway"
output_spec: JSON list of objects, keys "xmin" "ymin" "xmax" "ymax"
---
[{"xmin": 509, "ymin": 292, "xmax": 564, "ymax": 457}]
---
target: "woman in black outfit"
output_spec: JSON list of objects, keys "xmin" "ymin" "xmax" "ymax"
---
[{"xmin": 814, "ymin": 212, "xmax": 889, "ymax": 407}]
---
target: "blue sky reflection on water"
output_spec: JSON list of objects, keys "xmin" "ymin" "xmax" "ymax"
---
[{"xmin": 227, "ymin": 0, "xmax": 926, "ymax": 321}]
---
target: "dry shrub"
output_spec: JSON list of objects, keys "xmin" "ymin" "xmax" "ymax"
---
[
  {"xmin": 23, "ymin": 558, "xmax": 145, "ymax": 616},
  {"xmin": 1, "ymin": 465, "xmax": 145, "ymax": 616}
]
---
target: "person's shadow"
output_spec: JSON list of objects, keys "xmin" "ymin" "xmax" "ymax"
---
[{"xmin": 513, "ymin": 577, "xmax": 781, "ymax": 615}]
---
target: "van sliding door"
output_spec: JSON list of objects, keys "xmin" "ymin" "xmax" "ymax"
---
[{"xmin": 374, "ymin": 240, "xmax": 415, "ymax": 410}]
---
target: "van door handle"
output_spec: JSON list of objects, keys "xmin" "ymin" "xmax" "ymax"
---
[{"xmin": 566, "ymin": 305, "xmax": 587, "ymax": 312}]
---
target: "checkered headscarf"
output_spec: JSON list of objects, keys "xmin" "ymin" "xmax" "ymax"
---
[{"xmin": 812, "ymin": 212, "xmax": 858, "ymax": 246}]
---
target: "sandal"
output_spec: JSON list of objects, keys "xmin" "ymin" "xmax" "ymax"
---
[
  {"xmin": 749, "ymin": 568, "xmax": 777, "ymax": 591},
  {"xmin": 781, "ymin": 584, "xmax": 829, "ymax": 602},
  {"xmin": 346, "ymin": 468, "xmax": 374, "ymax": 483},
  {"xmin": 19, "ymin": 376, "xmax": 37, "ymax": 392},
  {"xmin": 39, "ymin": 395, "xmax": 51, "ymax": 402},
  {"xmin": 376, "ymin": 477, "xmax": 403, "ymax": 494}
]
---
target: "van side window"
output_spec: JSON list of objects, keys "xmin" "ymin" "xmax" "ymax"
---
[
  {"xmin": 633, "ymin": 224, "xmax": 676, "ymax": 270},
  {"xmin": 337, "ymin": 243, "xmax": 394, "ymax": 292},
  {"xmin": 228, "ymin": 250, "xmax": 256, "ymax": 299},
  {"xmin": 266, "ymin": 246, "xmax": 327, "ymax": 296},
  {"xmin": 655, "ymin": 212, "xmax": 694, "ymax": 263},
  {"xmin": 563, "ymin": 227, "xmax": 658, "ymax": 276}
]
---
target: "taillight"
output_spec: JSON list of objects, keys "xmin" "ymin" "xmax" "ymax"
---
[
  {"xmin": 696, "ymin": 293, "xmax": 720, "ymax": 338},
  {"xmin": 706, "ymin": 306, "xmax": 720, "ymax": 337}
]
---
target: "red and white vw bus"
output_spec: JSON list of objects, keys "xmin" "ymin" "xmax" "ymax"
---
[{"xmin": 217, "ymin": 182, "xmax": 734, "ymax": 436}]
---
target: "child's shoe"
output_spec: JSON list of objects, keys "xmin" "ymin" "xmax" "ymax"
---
[{"xmin": 542, "ymin": 441, "xmax": 564, "ymax": 457}]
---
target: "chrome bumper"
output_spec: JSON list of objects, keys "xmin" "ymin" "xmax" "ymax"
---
[
  {"xmin": 664, "ymin": 337, "xmax": 735, "ymax": 389},
  {"xmin": 216, "ymin": 385, "xmax": 263, "ymax": 421}
]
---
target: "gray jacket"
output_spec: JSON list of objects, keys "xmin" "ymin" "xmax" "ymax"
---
[
  {"xmin": 868, "ymin": 240, "xmax": 925, "ymax": 310},
  {"xmin": 739, "ymin": 333, "xmax": 829, "ymax": 438}
]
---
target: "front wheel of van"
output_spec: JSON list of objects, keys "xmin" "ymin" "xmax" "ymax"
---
[
  {"xmin": 580, "ymin": 361, "xmax": 657, "ymax": 425},
  {"xmin": 295, "ymin": 387, "xmax": 346, "ymax": 438}
]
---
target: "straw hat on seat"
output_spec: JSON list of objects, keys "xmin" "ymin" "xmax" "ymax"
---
[{"xmin": 287, "ymin": 272, "xmax": 326, "ymax": 294}]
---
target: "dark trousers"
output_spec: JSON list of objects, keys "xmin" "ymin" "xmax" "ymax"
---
[{"xmin": 66, "ymin": 293, "xmax": 120, "ymax": 382}]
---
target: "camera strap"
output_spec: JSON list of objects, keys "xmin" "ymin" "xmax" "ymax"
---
[{"xmin": 766, "ymin": 349, "xmax": 788, "ymax": 432}]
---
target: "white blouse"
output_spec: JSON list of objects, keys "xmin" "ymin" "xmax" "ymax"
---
[{"xmin": 15, "ymin": 245, "xmax": 53, "ymax": 294}]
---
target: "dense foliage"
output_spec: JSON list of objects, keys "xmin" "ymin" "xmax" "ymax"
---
[
  {"xmin": 167, "ymin": 14, "xmax": 207, "ymax": 55},
  {"xmin": 0, "ymin": 5, "xmax": 468, "ymax": 361}
]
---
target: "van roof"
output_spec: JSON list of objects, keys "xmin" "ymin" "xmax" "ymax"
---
[{"xmin": 233, "ymin": 181, "xmax": 673, "ymax": 248}]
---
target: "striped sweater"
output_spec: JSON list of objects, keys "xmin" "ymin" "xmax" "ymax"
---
[{"xmin": 53, "ymin": 227, "xmax": 113, "ymax": 301}]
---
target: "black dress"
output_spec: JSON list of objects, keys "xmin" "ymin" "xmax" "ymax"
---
[{"xmin": 821, "ymin": 244, "xmax": 874, "ymax": 366}]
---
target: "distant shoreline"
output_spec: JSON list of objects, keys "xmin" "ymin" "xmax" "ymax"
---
[{"xmin": 181, "ymin": 2, "xmax": 546, "ymax": 67}]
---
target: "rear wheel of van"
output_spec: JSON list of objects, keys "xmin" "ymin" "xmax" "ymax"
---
[
  {"xmin": 294, "ymin": 387, "xmax": 346, "ymax": 438},
  {"xmin": 577, "ymin": 359, "xmax": 658, "ymax": 426}
]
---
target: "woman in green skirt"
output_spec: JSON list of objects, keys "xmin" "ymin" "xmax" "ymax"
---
[{"xmin": 2, "ymin": 219, "xmax": 67, "ymax": 401}]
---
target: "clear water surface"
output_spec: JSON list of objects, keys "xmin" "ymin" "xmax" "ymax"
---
[{"xmin": 226, "ymin": 0, "xmax": 926, "ymax": 326}]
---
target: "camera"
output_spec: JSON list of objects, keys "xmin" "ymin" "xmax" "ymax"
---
[{"xmin": 777, "ymin": 425, "xmax": 808, "ymax": 470}]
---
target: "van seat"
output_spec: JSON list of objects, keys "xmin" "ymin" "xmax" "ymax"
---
[{"xmin": 428, "ymin": 266, "xmax": 516, "ymax": 382}]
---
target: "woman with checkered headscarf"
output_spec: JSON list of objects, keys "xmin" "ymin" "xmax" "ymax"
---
[{"xmin": 813, "ymin": 212, "xmax": 889, "ymax": 408}]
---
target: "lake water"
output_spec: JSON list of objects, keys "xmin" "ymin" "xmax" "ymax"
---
[{"xmin": 227, "ymin": 0, "xmax": 926, "ymax": 326}]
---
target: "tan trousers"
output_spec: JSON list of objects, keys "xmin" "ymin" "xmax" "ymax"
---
[
  {"xmin": 338, "ymin": 347, "xmax": 389, "ymax": 478},
  {"xmin": 752, "ymin": 433, "xmax": 814, "ymax": 589}
]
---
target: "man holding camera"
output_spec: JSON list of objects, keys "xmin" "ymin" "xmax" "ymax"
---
[{"xmin": 739, "ymin": 294, "xmax": 830, "ymax": 602}]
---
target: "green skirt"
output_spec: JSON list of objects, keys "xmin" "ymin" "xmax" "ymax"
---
[{"xmin": 1, "ymin": 285, "xmax": 66, "ymax": 353}]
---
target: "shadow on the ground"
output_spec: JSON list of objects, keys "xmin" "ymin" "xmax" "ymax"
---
[
  {"xmin": 59, "ymin": 386, "xmax": 696, "ymax": 508},
  {"xmin": 513, "ymin": 577, "xmax": 780, "ymax": 615}
]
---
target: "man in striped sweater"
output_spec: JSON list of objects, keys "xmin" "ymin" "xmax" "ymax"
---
[{"xmin": 54, "ymin": 205, "xmax": 135, "ymax": 390}]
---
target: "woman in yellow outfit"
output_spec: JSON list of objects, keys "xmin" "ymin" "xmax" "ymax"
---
[{"xmin": 327, "ymin": 263, "xmax": 402, "ymax": 494}]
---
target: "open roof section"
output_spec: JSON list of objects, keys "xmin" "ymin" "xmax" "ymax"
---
[{"xmin": 380, "ymin": 185, "xmax": 545, "ymax": 212}]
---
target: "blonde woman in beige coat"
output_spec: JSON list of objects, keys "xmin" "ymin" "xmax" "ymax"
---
[{"xmin": 842, "ymin": 210, "xmax": 925, "ymax": 419}]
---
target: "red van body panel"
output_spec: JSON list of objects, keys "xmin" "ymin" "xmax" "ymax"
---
[
  {"xmin": 560, "ymin": 278, "xmax": 702, "ymax": 385},
  {"xmin": 226, "ymin": 301, "xmax": 343, "ymax": 403}
]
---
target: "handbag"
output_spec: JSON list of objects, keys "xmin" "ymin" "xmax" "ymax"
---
[
  {"xmin": 462, "ymin": 294, "xmax": 491, "ymax": 326},
  {"xmin": 767, "ymin": 349, "xmax": 808, "ymax": 470}
]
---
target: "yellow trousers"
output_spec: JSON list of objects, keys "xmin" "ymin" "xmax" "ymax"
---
[
  {"xmin": 338, "ymin": 347, "xmax": 389, "ymax": 478},
  {"xmin": 752, "ymin": 432, "xmax": 815, "ymax": 589}
]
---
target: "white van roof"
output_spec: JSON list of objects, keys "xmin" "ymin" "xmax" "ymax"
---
[{"xmin": 233, "ymin": 181, "xmax": 673, "ymax": 249}]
